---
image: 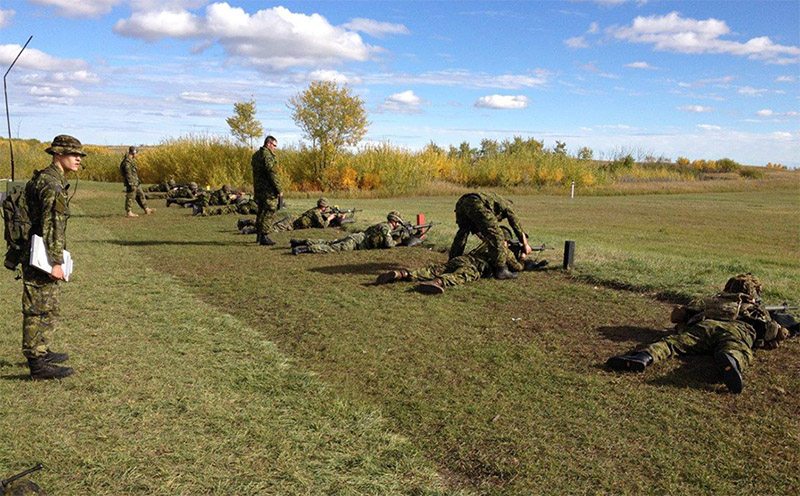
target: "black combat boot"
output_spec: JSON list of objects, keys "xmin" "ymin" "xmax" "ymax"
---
[
  {"xmin": 165, "ymin": 198, "xmax": 174, "ymax": 207},
  {"xmin": 259, "ymin": 234, "xmax": 276, "ymax": 246},
  {"xmin": 416, "ymin": 279, "xmax": 445, "ymax": 294},
  {"xmin": 290, "ymin": 238, "xmax": 309, "ymax": 247},
  {"xmin": 376, "ymin": 269, "xmax": 410, "ymax": 285},
  {"xmin": 494, "ymin": 267, "xmax": 518, "ymax": 280},
  {"xmin": 28, "ymin": 357, "xmax": 74, "ymax": 380},
  {"xmin": 606, "ymin": 351, "xmax": 653, "ymax": 372},
  {"xmin": 43, "ymin": 350, "xmax": 69, "ymax": 363},
  {"xmin": 237, "ymin": 218, "xmax": 252, "ymax": 231},
  {"xmin": 524, "ymin": 259, "xmax": 549, "ymax": 271},
  {"xmin": 292, "ymin": 245, "xmax": 310, "ymax": 255},
  {"xmin": 714, "ymin": 352, "xmax": 743, "ymax": 394}
]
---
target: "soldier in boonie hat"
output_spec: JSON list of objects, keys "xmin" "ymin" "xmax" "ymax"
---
[
  {"xmin": 45, "ymin": 134, "xmax": 86, "ymax": 156},
  {"xmin": 317, "ymin": 197, "xmax": 330, "ymax": 208}
]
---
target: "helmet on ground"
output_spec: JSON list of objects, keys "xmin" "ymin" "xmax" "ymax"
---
[{"xmin": 45, "ymin": 135, "xmax": 86, "ymax": 157}]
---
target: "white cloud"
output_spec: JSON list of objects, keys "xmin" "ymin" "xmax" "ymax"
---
[
  {"xmin": 738, "ymin": 86, "xmax": 767, "ymax": 96},
  {"xmin": 0, "ymin": 9, "xmax": 14, "ymax": 28},
  {"xmin": 475, "ymin": 95, "xmax": 529, "ymax": 109},
  {"xmin": 625, "ymin": 61, "xmax": 656, "ymax": 69},
  {"xmin": 380, "ymin": 90, "xmax": 423, "ymax": 113},
  {"xmin": 565, "ymin": 36, "xmax": 588, "ymax": 49},
  {"xmin": 588, "ymin": 22, "xmax": 600, "ymax": 34},
  {"xmin": 756, "ymin": 109, "xmax": 774, "ymax": 117},
  {"xmin": 341, "ymin": 18, "xmax": 410, "ymax": 37},
  {"xmin": 30, "ymin": 0, "xmax": 121, "ymax": 18},
  {"xmin": 775, "ymin": 75, "xmax": 796, "ymax": 82},
  {"xmin": 21, "ymin": 71, "xmax": 100, "ymax": 84},
  {"xmin": 115, "ymin": 3, "xmax": 379, "ymax": 70},
  {"xmin": 306, "ymin": 69, "xmax": 357, "ymax": 84},
  {"xmin": 679, "ymin": 105, "xmax": 712, "ymax": 113},
  {"xmin": 772, "ymin": 131, "xmax": 794, "ymax": 140},
  {"xmin": 114, "ymin": 9, "xmax": 203, "ymax": 40},
  {"xmin": 697, "ymin": 124, "xmax": 721, "ymax": 131},
  {"xmin": 179, "ymin": 91, "xmax": 231, "ymax": 104},
  {"xmin": 363, "ymin": 70, "xmax": 550, "ymax": 89},
  {"xmin": 0, "ymin": 44, "xmax": 88, "ymax": 71},
  {"xmin": 609, "ymin": 11, "xmax": 800, "ymax": 64}
]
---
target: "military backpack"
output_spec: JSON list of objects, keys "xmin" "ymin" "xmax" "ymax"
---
[{"xmin": 2, "ymin": 177, "xmax": 36, "ymax": 271}]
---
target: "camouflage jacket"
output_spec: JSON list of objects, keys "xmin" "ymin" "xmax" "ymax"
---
[
  {"xmin": 361, "ymin": 222, "xmax": 397, "ymax": 249},
  {"xmin": 209, "ymin": 188, "xmax": 234, "ymax": 206},
  {"xmin": 293, "ymin": 207, "xmax": 329, "ymax": 230},
  {"xmin": 25, "ymin": 163, "xmax": 69, "ymax": 265},
  {"xmin": 120, "ymin": 155, "xmax": 140, "ymax": 188},
  {"xmin": 461, "ymin": 192, "xmax": 526, "ymax": 243},
  {"xmin": 251, "ymin": 147, "xmax": 281, "ymax": 200},
  {"xmin": 674, "ymin": 292, "xmax": 789, "ymax": 348}
]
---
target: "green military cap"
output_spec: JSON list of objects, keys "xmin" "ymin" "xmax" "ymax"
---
[
  {"xmin": 387, "ymin": 211, "xmax": 403, "ymax": 223},
  {"xmin": 317, "ymin": 197, "xmax": 329, "ymax": 208},
  {"xmin": 45, "ymin": 134, "xmax": 86, "ymax": 156}
]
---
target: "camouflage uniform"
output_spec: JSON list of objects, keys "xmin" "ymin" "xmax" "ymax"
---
[
  {"xmin": 273, "ymin": 207, "xmax": 330, "ymax": 231},
  {"xmin": 303, "ymin": 222, "xmax": 397, "ymax": 254},
  {"xmin": 408, "ymin": 243, "xmax": 523, "ymax": 288},
  {"xmin": 251, "ymin": 145, "xmax": 281, "ymax": 238},
  {"xmin": 22, "ymin": 164, "xmax": 69, "ymax": 359},
  {"xmin": 120, "ymin": 153, "xmax": 149, "ymax": 214},
  {"xmin": 449, "ymin": 192, "xmax": 527, "ymax": 272},
  {"xmin": 201, "ymin": 198, "xmax": 258, "ymax": 216}
]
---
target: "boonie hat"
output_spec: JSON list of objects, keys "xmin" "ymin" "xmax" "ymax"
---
[{"xmin": 45, "ymin": 134, "xmax": 86, "ymax": 156}]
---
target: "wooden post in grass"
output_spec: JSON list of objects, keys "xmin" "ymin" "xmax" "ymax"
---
[
  {"xmin": 563, "ymin": 240, "xmax": 575, "ymax": 270},
  {"xmin": 416, "ymin": 213, "xmax": 426, "ymax": 239}
]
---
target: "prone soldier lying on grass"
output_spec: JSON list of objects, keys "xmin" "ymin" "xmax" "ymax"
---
[
  {"xmin": 237, "ymin": 198, "xmax": 357, "ymax": 234},
  {"xmin": 290, "ymin": 211, "xmax": 420, "ymax": 254},
  {"xmin": 606, "ymin": 273, "xmax": 797, "ymax": 394},
  {"xmin": 375, "ymin": 226, "xmax": 547, "ymax": 294}
]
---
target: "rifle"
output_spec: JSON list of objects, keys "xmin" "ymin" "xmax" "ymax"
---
[
  {"xmin": 1, "ymin": 463, "xmax": 43, "ymax": 492},
  {"xmin": 764, "ymin": 303, "xmax": 798, "ymax": 312},
  {"xmin": 330, "ymin": 207, "xmax": 362, "ymax": 216},
  {"xmin": 392, "ymin": 222, "xmax": 434, "ymax": 246}
]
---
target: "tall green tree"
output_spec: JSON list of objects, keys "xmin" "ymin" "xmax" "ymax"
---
[
  {"xmin": 226, "ymin": 99, "xmax": 264, "ymax": 149},
  {"xmin": 288, "ymin": 81, "xmax": 368, "ymax": 182}
]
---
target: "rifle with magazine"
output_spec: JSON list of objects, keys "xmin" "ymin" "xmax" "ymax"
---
[
  {"xmin": 329, "ymin": 206, "xmax": 362, "ymax": 226},
  {"xmin": 765, "ymin": 302, "xmax": 799, "ymax": 337},
  {"xmin": 392, "ymin": 221, "xmax": 434, "ymax": 247}
]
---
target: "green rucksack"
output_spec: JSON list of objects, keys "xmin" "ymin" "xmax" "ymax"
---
[{"xmin": 2, "ymin": 177, "xmax": 35, "ymax": 271}]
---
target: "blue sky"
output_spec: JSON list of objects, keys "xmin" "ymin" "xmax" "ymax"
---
[{"xmin": 1, "ymin": 0, "xmax": 798, "ymax": 166}]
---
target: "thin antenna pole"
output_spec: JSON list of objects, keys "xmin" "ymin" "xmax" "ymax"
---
[{"xmin": 4, "ymin": 35, "xmax": 33, "ymax": 181}]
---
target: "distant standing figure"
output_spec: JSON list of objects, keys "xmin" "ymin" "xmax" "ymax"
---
[
  {"xmin": 21, "ymin": 134, "xmax": 86, "ymax": 380},
  {"xmin": 449, "ymin": 192, "xmax": 532, "ymax": 280},
  {"xmin": 251, "ymin": 135, "xmax": 282, "ymax": 245},
  {"xmin": 120, "ymin": 146, "xmax": 154, "ymax": 217}
]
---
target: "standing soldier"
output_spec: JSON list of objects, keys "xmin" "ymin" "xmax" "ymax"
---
[
  {"xmin": 21, "ymin": 135, "xmax": 84, "ymax": 380},
  {"xmin": 449, "ymin": 192, "xmax": 532, "ymax": 280},
  {"xmin": 251, "ymin": 135, "xmax": 282, "ymax": 245},
  {"xmin": 120, "ymin": 146, "xmax": 154, "ymax": 218}
]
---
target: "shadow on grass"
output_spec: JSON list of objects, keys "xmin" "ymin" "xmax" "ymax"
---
[
  {"xmin": 93, "ymin": 240, "xmax": 240, "ymax": 247},
  {"xmin": 647, "ymin": 357, "xmax": 722, "ymax": 391},
  {"xmin": 0, "ymin": 373, "xmax": 31, "ymax": 381},
  {"xmin": 309, "ymin": 262, "xmax": 403, "ymax": 276},
  {"xmin": 597, "ymin": 325, "xmax": 670, "ymax": 344}
]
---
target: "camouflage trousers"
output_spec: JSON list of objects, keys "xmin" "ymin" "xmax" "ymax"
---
[
  {"xmin": 307, "ymin": 232, "xmax": 366, "ymax": 253},
  {"xmin": 125, "ymin": 184, "xmax": 149, "ymax": 213},
  {"xmin": 202, "ymin": 201, "xmax": 258, "ymax": 216},
  {"xmin": 272, "ymin": 216, "xmax": 295, "ymax": 231},
  {"xmin": 22, "ymin": 267, "xmax": 60, "ymax": 359},
  {"xmin": 450, "ymin": 194, "xmax": 507, "ymax": 270},
  {"xmin": 408, "ymin": 255, "xmax": 485, "ymax": 288},
  {"xmin": 255, "ymin": 197, "xmax": 279, "ymax": 236},
  {"xmin": 642, "ymin": 319, "xmax": 756, "ymax": 371}
]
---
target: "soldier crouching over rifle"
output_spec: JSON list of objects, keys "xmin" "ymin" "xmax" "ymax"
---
[
  {"xmin": 606, "ymin": 273, "xmax": 795, "ymax": 394},
  {"xmin": 376, "ymin": 226, "xmax": 547, "ymax": 294}
]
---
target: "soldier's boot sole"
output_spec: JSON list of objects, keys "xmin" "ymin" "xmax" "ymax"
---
[
  {"xmin": 606, "ymin": 352, "xmax": 652, "ymax": 373},
  {"xmin": 715, "ymin": 352, "xmax": 743, "ymax": 394},
  {"xmin": 126, "ymin": 212, "xmax": 139, "ymax": 218},
  {"xmin": 376, "ymin": 270, "xmax": 402, "ymax": 285},
  {"xmin": 416, "ymin": 281, "xmax": 444, "ymax": 294},
  {"xmin": 29, "ymin": 360, "xmax": 74, "ymax": 380}
]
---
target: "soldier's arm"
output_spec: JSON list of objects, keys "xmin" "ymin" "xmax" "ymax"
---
[{"xmin": 382, "ymin": 224, "xmax": 398, "ymax": 248}]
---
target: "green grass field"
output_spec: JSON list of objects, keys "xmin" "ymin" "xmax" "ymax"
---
[{"xmin": 1, "ymin": 180, "xmax": 799, "ymax": 495}]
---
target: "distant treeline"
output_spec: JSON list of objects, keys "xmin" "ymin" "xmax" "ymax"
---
[{"xmin": 1, "ymin": 135, "xmax": 790, "ymax": 193}]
